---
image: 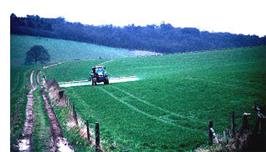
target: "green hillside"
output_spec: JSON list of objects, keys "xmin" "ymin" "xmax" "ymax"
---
[
  {"xmin": 11, "ymin": 35, "xmax": 135, "ymax": 65},
  {"xmin": 44, "ymin": 46, "xmax": 266, "ymax": 151}
]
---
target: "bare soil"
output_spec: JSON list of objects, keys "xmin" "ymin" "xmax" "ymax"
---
[
  {"xmin": 41, "ymin": 88, "xmax": 74, "ymax": 152},
  {"xmin": 17, "ymin": 71, "xmax": 36, "ymax": 151}
]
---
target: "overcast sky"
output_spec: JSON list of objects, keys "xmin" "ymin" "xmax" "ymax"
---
[{"xmin": 10, "ymin": 0, "xmax": 266, "ymax": 37}]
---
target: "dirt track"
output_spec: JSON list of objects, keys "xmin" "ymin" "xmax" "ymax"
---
[
  {"xmin": 17, "ymin": 70, "xmax": 36, "ymax": 151},
  {"xmin": 59, "ymin": 76, "xmax": 139, "ymax": 88},
  {"xmin": 41, "ymin": 89, "xmax": 74, "ymax": 152},
  {"xmin": 17, "ymin": 70, "xmax": 74, "ymax": 151}
]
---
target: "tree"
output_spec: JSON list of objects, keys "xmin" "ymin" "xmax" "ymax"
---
[{"xmin": 25, "ymin": 45, "xmax": 50, "ymax": 64}]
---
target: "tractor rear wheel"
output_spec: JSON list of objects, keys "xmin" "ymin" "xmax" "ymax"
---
[
  {"xmin": 92, "ymin": 78, "xmax": 97, "ymax": 86},
  {"xmin": 104, "ymin": 78, "xmax": 109, "ymax": 85}
]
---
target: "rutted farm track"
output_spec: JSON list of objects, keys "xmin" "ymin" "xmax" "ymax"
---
[
  {"xmin": 40, "ymin": 88, "xmax": 73, "ymax": 152},
  {"xmin": 16, "ymin": 70, "xmax": 74, "ymax": 152},
  {"xmin": 16, "ymin": 71, "xmax": 36, "ymax": 151}
]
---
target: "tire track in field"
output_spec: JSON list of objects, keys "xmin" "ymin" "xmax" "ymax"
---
[
  {"xmin": 99, "ymin": 59, "xmax": 113, "ymax": 65},
  {"xmin": 110, "ymin": 85, "xmax": 205, "ymax": 125},
  {"xmin": 98, "ymin": 87, "xmax": 175, "ymax": 125},
  {"xmin": 183, "ymin": 76, "xmax": 262, "ymax": 93},
  {"xmin": 98, "ymin": 87, "xmax": 205, "ymax": 133},
  {"xmin": 43, "ymin": 62, "xmax": 63, "ymax": 69}
]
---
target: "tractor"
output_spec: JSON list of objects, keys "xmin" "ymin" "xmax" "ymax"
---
[{"xmin": 90, "ymin": 66, "xmax": 109, "ymax": 85}]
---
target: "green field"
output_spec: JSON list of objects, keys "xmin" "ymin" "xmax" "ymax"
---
[
  {"xmin": 11, "ymin": 35, "xmax": 135, "ymax": 65},
  {"xmin": 10, "ymin": 65, "xmax": 31, "ymax": 150},
  {"xmin": 44, "ymin": 46, "xmax": 266, "ymax": 151}
]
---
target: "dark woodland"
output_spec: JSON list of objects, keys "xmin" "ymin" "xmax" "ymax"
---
[{"xmin": 11, "ymin": 14, "xmax": 266, "ymax": 53}]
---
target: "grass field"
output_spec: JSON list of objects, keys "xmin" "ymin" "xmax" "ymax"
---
[
  {"xmin": 10, "ymin": 65, "xmax": 32, "ymax": 150},
  {"xmin": 11, "ymin": 35, "xmax": 135, "ymax": 65},
  {"xmin": 44, "ymin": 46, "xmax": 266, "ymax": 151}
]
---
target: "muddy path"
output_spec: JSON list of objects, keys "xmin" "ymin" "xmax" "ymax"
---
[
  {"xmin": 38, "ymin": 69, "xmax": 74, "ymax": 152},
  {"xmin": 17, "ymin": 69, "xmax": 74, "ymax": 151},
  {"xmin": 59, "ymin": 76, "xmax": 139, "ymax": 88},
  {"xmin": 16, "ymin": 70, "xmax": 36, "ymax": 151},
  {"xmin": 40, "ymin": 88, "xmax": 73, "ymax": 151}
]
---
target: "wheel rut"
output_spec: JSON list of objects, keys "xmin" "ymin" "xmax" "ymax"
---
[
  {"xmin": 16, "ymin": 70, "xmax": 36, "ymax": 151},
  {"xmin": 40, "ymin": 88, "xmax": 74, "ymax": 152}
]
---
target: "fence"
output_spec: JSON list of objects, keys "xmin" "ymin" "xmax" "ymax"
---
[
  {"xmin": 58, "ymin": 89, "xmax": 103, "ymax": 152},
  {"xmin": 207, "ymin": 103, "xmax": 266, "ymax": 151}
]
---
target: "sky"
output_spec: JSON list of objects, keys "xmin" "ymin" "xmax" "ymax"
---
[{"xmin": 9, "ymin": 0, "xmax": 266, "ymax": 37}]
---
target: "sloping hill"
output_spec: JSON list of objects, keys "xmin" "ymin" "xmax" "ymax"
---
[
  {"xmin": 11, "ymin": 35, "xmax": 136, "ymax": 65},
  {"xmin": 44, "ymin": 46, "xmax": 266, "ymax": 151}
]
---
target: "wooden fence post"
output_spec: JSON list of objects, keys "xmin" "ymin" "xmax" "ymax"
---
[
  {"xmin": 253, "ymin": 105, "xmax": 266, "ymax": 134},
  {"xmin": 95, "ymin": 122, "xmax": 100, "ymax": 151},
  {"xmin": 261, "ymin": 117, "xmax": 265, "ymax": 134},
  {"xmin": 66, "ymin": 97, "xmax": 69, "ymax": 107},
  {"xmin": 208, "ymin": 120, "xmax": 213, "ymax": 145},
  {"xmin": 72, "ymin": 104, "xmax": 78, "ymax": 126},
  {"xmin": 231, "ymin": 111, "xmax": 235, "ymax": 137},
  {"xmin": 223, "ymin": 130, "xmax": 229, "ymax": 144},
  {"xmin": 240, "ymin": 113, "xmax": 250, "ymax": 134},
  {"xmin": 59, "ymin": 90, "xmax": 64, "ymax": 99},
  {"xmin": 86, "ymin": 120, "xmax": 90, "ymax": 143}
]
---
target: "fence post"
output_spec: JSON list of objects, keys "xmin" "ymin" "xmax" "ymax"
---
[
  {"xmin": 261, "ymin": 117, "xmax": 265, "ymax": 134},
  {"xmin": 86, "ymin": 120, "xmax": 90, "ymax": 143},
  {"xmin": 66, "ymin": 97, "xmax": 69, "ymax": 107},
  {"xmin": 208, "ymin": 120, "xmax": 213, "ymax": 145},
  {"xmin": 95, "ymin": 122, "xmax": 100, "ymax": 151},
  {"xmin": 59, "ymin": 90, "xmax": 64, "ymax": 99},
  {"xmin": 240, "ymin": 113, "xmax": 250, "ymax": 134},
  {"xmin": 253, "ymin": 105, "xmax": 266, "ymax": 134},
  {"xmin": 72, "ymin": 104, "xmax": 78, "ymax": 126},
  {"xmin": 231, "ymin": 111, "xmax": 235, "ymax": 137},
  {"xmin": 223, "ymin": 129, "xmax": 229, "ymax": 144}
]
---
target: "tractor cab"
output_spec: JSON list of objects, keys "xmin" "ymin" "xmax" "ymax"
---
[
  {"xmin": 90, "ymin": 66, "xmax": 109, "ymax": 85},
  {"xmin": 94, "ymin": 66, "xmax": 105, "ymax": 76}
]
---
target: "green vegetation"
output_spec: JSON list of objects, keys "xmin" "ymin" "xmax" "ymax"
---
[
  {"xmin": 11, "ymin": 36, "xmax": 266, "ymax": 151},
  {"xmin": 11, "ymin": 35, "xmax": 134, "ymax": 65},
  {"xmin": 45, "ymin": 60, "xmax": 107, "ymax": 82},
  {"xmin": 32, "ymin": 89, "xmax": 51, "ymax": 151},
  {"xmin": 45, "ymin": 46, "xmax": 266, "ymax": 151},
  {"xmin": 53, "ymin": 105, "xmax": 94, "ymax": 152},
  {"xmin": 10, "ymin": 65, "xmax": 31, "ymax": 150}
]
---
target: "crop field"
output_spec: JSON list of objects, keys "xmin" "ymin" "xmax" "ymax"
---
[
  {"xmin": 44, "ymin": 46, "xmax": 266, "ymax": 151},
  {"xmin": 11, "ymin": 35, "xmax": 135, "ymax": 65}
]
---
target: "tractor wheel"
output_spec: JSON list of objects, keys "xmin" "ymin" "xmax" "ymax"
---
[
  {"xmin": 92, "ymin": 78, "xmax": 97, "ymax": 86},
  {"xmin": 104, "ymin": 78, "xmax": 109, "ymax": 85}
]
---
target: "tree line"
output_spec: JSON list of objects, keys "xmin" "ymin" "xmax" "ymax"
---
[{"xmin": 11, "ymin": 14, "xmax": 266, "ymax": 53}]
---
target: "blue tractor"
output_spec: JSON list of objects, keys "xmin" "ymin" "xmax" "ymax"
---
[{"xmin": 90, "ymin": 66, "xmax": 109, "ymax": 85}]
